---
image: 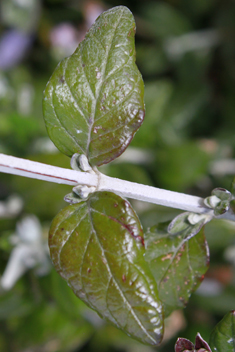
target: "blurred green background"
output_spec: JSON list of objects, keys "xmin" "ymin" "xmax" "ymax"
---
[{"xmin": 0, "ymin": 0, "xmax": 235, "ymax": 351}]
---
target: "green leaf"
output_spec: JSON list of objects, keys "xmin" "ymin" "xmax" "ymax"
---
[
  {"xmin": 212, "ymin": 188, "xmax": 232, "ymax": 201},
  {"xmin": 43, "ymin": 6, "xmax": 145, "ymax": 166},
  {"xmin": 210, "ymin": 311, "xmax": 235, "ymax": 352},
  {"xmin": 204, "ymin": 188, "xmax": 232, "ymax": 216},
  {"xmin": 49, "ymin": 191, "xmax": 163, "ymax": 345},
  {"xmin": 144, "ymin": 213, "xmax": 210, "ymax": 316}
]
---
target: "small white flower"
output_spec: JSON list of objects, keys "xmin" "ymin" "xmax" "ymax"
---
[
  {"xmin": 0, "ymin": 195, "xmax": 23, "ymax": 219},
  {"xmin": 1, "ymin": 215, "xmax": 50, "ymax": 290}
]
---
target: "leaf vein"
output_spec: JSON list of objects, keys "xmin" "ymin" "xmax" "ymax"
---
[
  {"xmin": 58, "ymin": 207, "xmax": 88, "ymax": 273},
  {"xmin": 91, "ymin": 116, "xmax": 134, "ymax": 143},
  {"xmin": 89, "ymin": 30, "xmax": 106, "ymax": 52},
  {"xmin": 93, "ymin": 79, "xmax": 137, "ymax": 124},
  {"xmin": 63, "ymin": 57, "xmax": 89, "ymax": 126},
  {"xmin": 104, "ymin": 56, "xmax": 133, "ymax": 82},
  {"xmin": 104, "ymin": 277, "xmax": 121, "ymax": 325},
  {"xmin": 51, "ymin": 86, "xmax": 86, "ymax": 154},
  {"xmin": 86, "ymin": 8, "xmax": 125, "ymax": 155},
  {"xmin": 88, "ymin": 202, "xmax": 156, "ymax": 344},
  {"xmin": 79, "ymin": 224, "xmax": 94, "ymax": 305},
  {"xmin": 159, "ymin": 237, "xmax": 188, "ymax": 286}
]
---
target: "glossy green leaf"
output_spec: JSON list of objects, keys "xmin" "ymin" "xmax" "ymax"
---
[
  {"xmin": 144, "ymin": 213, "xmax": 210, "ymax": 316},
  {"xmin": 49, "ymin": 191, "xmax": 163, "ymax": 345},
  {"xmin": 43, "ymin": 6, "xmax": 145, "ymax": 166},
  {"xmin": 212, "ymin": 188, "xmax": 232, "ymax": 201},
  {"xmin": 210, "ymin": 311, "xmax": 235, "ymax": 352}
]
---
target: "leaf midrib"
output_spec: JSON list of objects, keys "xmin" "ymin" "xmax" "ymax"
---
[
  {"xmin": 51, "ymin": 88, "xmax": 86, "ymax": 153},
  {"xmin": 87, "ymin": 200, "xmax": 157, "ymax": 344},
  {"xmin": 85, "ymin": 7, "xmax": 125, "ymax": 157},
  {"xmin": 156, "ymin": 222, "xmax": 206, "ymax": 287},
  {"xmin": 156, "ymin": 230, "xmax": 198, "ymax": 285}
]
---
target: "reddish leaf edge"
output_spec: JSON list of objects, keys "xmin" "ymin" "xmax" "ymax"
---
[{"xmin": 175, "ymin": 333, "xmax": 212, "ymax": 352}]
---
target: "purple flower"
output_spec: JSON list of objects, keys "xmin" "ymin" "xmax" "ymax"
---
[{"xmin": 0, "ymin": 29, "xmax": 32, "ymax": 70}]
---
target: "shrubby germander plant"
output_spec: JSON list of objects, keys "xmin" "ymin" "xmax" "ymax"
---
[{"xmin": 1, "ymin": 6, "xmax": 235, "ymax": 351}]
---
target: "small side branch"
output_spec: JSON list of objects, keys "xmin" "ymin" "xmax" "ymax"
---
[{"xmin": 0, "ymin": 153, "xmax": 235, "ymax": 221}]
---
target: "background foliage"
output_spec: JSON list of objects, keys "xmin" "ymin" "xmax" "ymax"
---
[{"xmin": 0, "ymin": 0, "xmax": 235, "ymax": 351}]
